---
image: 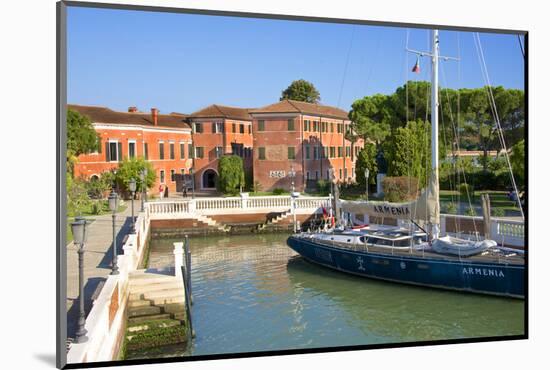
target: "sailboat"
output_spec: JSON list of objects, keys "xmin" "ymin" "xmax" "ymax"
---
[{"xmin": 286, "ymin": 30, "xmax": 525, "ymax": 299}]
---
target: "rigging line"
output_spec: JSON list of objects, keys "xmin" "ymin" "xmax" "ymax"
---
[
  {"xmin": 474, "ymin": 32, "xmax": 524, "ymax": 220},
  {"xmin": 337, "ymin": 25, "xmax": 356, "ymax": 108}
]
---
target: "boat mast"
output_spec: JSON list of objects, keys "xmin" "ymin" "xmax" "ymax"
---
[{"xmin": 430, "ymin": 29, "xmax": 440, "ymax": 239}]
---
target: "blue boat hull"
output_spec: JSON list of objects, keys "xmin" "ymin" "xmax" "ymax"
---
[{"xmin": 287, "ymin": 236, "xmax": 524, "ymax": 299}]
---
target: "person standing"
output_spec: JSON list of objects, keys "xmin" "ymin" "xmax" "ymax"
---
[{"xmin": 159, "ymin": 184, "xmax": 164, "ymax": 200}]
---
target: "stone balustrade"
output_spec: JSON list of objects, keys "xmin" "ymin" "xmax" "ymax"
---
[{"xmin": 67, "ymin": 206, "xmax": 152, "ymax": 363}]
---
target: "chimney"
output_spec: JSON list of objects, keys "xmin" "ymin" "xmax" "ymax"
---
[
  {"xmin": 128, "ymin": 106, "xmax": 138, "ymax": 113},
  {"xmin": 151, "ymin": 108, "xmax": 159, "ymax": 126}
]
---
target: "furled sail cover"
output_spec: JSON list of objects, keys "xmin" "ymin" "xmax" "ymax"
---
[{"xmin": 340, "ymin": 173, "xmax": 440, "ymax": 223}]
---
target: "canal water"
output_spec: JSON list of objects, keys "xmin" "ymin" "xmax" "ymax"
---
[{"xmin": 130, "ymin": 233, "xmax": 524, "ymax": 359}]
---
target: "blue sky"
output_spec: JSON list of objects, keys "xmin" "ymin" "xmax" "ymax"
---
[{"xmin": 67, "ymin": 6, "xmax": 525, "ymax": 114}]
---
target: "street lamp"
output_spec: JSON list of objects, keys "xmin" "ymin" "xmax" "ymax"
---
[
  {"xmin": 288, "ymin": 166, "xmax": 296, "ymax": 193},
  {"xmin": 129, "ymin": 178, "xmax": 136, "ymax": 233},
  {"xmin": 364, "ymin": 168, "xmax": 370, "ymax": 201},
  {"xmin": 139, "ymin": 170, "xmax": 145, "ymax": 212},
  {"xmin": 71, "ymin": 217, "xmax": 88, "ymax": 343},
  {"xmin": 288, "ymin": 166, "xmax": 297, "ymax": 232},
  {"xmin": 190, "ymin": 168, "xmax": 195, "ymax": 199},
  {"xmin": 108, "ymin": 190, "xmax": 119, "ymax": 275}
]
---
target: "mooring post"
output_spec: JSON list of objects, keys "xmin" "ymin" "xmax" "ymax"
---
[
  {"xmin": 184, "ymin": 235, "xmax": 192, "ymax": 303},
  {"xmin": 173, "ymin": 242, "xmax": 184, "ymax": 278}
]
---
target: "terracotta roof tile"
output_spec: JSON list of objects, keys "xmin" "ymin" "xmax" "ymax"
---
[
  {"xmin": 188, "ymin": 104, "xmax": 252, "ymax": 121},
  {"xmin": 249, "ymin": 99, "xmax": 350, "ymax": 120},
  {"xmin": 68, "ymin": 104, "xmax": 191, "ymax": 129}
]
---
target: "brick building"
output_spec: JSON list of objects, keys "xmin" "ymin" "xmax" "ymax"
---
[
  {"xmin": 186, "ymin": 105, "xmax": 253, "ymax": 190},
  {"xmin": 69, "ymin": 105, "xmax": 193, "ymax": 196},
  {"xmin": 249, "ymin": 100, "xmax": 364, "ymax": 192}
]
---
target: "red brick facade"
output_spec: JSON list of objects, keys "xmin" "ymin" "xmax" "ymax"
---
[
  {"xmin": 70, "ymin": 105, "xmax": 192, "ymax": 196},
  {"xmin": 71, "ymin": 100, "xmax": 363, "ymax": 195},
  {"xmin": 250, "ymin": 100, "xmax": 364, "ymax": 192}
]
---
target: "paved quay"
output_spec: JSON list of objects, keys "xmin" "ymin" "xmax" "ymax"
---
[{"xmin": 66, "ymin": 200, "xmax": 135, "ymax": 341}]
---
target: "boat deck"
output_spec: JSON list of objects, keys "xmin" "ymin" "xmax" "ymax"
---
[{"xmin": 299, "ymin": 237, "xmax": 524, "ymax": 266}]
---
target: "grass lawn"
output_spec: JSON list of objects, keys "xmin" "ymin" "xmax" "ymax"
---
[{"xmin": 440, "ymin": 190, "xmax": 520, "ymax": 212}]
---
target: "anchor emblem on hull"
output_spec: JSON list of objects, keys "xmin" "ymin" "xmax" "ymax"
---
[{"xmin": 357, "ymin": 256, "xmax": 366, "ymax": 271}]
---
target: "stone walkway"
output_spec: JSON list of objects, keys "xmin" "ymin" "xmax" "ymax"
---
[{"xmin": 66, "ymin": 200, "xmax": 136, "ymax": 340}]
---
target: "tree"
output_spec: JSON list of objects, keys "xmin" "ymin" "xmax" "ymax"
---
[
  {"xmin": 67, "ymin": 109, "xmax": 99, "ymax": 156},
  {"xmin": 280, "ymin": 79, "xmax": 320, "ymax": 103},
  {"xmin": 510, "ymin": 139, "xmax": 525, "ymax": 186},
  {"xmin": 384, "ymin": 120, "xmax": 432, "ymax": 188},
  {"xmin": 67, "ymin": 109, "xmax": 99, "ymax": 175},
  {"xmin": 355, "ymin": 143, "xmax": 378, "ymax": 188},
  {"xmin": 349, "ymin": 94, "xmax": 392, "ymax": 145},
  {"xmin": 115, "ymin": 157, "xmax": 156, "ymax": 195},
  {"xmin": 218, "ymin": 155, "xmax": 245, "ymax": 195}
]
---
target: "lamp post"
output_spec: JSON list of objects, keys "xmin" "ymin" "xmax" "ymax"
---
[
  {"xmin": 139, "ymin": 170, "xmax": 145, "ymax": 212},
  {"xmin": 288, "ymin": 166, "xmax": 296, "ymax": 193},
  {"xmin": 108, "ymin": 190, "xmax": 119, "ymax": 275},
  {"xmin": 71, "ymin": 217, "xmax": 88, "ymax": 343},
  {"xmin": 190, "ymin": 168, "xmax": 195, "ymax": 199},
  {"xmin": 129, "ymin": 178, "xmax": 136, "ymax": 233},
  {"xmin": 364, "ymin": 168, "xmax": 370, "ymax": 201}
]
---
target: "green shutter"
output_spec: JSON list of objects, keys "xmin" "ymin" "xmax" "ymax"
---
[
  {"xmin": 117, "ymin": 142, "xmax": 123, "ymax": 161},
  {"xmin": 288, "ymin": 119, "xmax": 294, "ymax": 131},
  {"xmin": 105, "ymin": 142, "xmax": 110, "ymax": 161}
]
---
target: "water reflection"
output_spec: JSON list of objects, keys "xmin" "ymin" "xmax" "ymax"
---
[{"xmin": 133, "ymin": 233, "xmax": 524, "ymax": 359}]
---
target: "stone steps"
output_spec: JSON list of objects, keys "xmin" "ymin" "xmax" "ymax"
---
[
  {"xmin": 127, "ymin": 319, "xmax": 183, "ymax": 334},
  {"xmin": 128, "ymin": 299, "xmax": 152, "ymax": 308},
  {"xmin": 128, "ymin": 305, "xmax": 161, "ymax": 317},
  {"xmin": 127, "ymin": 313, "xmax": 172, "ymax": 324}
]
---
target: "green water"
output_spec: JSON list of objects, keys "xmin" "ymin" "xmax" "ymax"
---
[{"xmin": 131, "ymin": 233, "xmax": 524, "ymax": 359}]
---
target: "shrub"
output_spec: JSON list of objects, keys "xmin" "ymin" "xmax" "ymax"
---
[
  {"xmin": 317, "ymin": 179, "xmax": 329, "ymax": 194},
  {"xmin": 465, "ymin": 207, "xmax": 477, "ymax": 216},
  {"xmin": 218, "ymin": 155, "xmax": 245, "ymax": 195},
  {"xmin": 458, "ymin": 183, "xmax": 474, "ymax": 197},
  {"xmin": 272, "ymin": 188, "xmax": 286, "ymax": 195},
  {"xmin": 445, "ymin": 203, "xmax": 458, "ymax": 214},
  {"xmin": 382, "ymin": 176, "xmax": 419, "ymax": 203},
  {"xmin": 115, "ymin": 157, "xmax": 156, "ymax": 196}
]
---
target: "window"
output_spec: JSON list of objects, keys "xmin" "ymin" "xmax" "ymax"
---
[
  {"xmin": 193, "ymin": 122, "xmax": 203, "ymax": 133},
  {"xmin": 144, "ymin": 143, "xmax": 149, "ymax": 160},
  {"xmin": 337, "ymin": 123, "xmax": 343, "ymax": 133},
  {"xmin": 313, "ymin": 146, "xmax": 319, "ymax": 160},
  {"xmin": 315, "ymin": 171, "xmax": 319, "ymax": 180},
  {"xmin": 169, "ymin": 142, "xmax": 175, "ymax": 160},
  {"xmin": 128, "ymin": 140, "xmax": 136, "ymax": 159},
  {"xmin": 160, "ymin": 170, "xmax": 165, "ymax": 183},
  {"xmin": 288, "ymin": 119, "xmax": 295, "ymax": 131},
  {"xmin": 240, "ymin": 124, "xmax": 244, "ymax": 134},
  {"xmin": 180, "ymin": 142, "xmax": 185, "ymax": 159},
  {"xmin": 213, "ymin": 121, "xmax": 223, "ymax": 133},
  {"xmin": 339, "ymin": 169, "xmax": 343, "ymax": 179},
  {"xmin": 323, "ymin": 147, "xmax": 328, "ymax": 159},
  {"xmin": 181, "ymin": 169, "xmax": 186, "ymax": 176},
  {"xmin": 188, "ymin": 144, "xmax": 194, "ymax": 159},
  {"xmin": 321, "ymin": 121, "xmax": 326, "ymax": 132},
  {"xmin": 248, "ymin": 125, "xmax": 251, "ymax": 134},
  {"xmin": 159, "ymin": 141, "xmax": 165, "ymax": 160},
  {"xmin": 288, "ymin": 146, "xmax": 295, "ymax": 160},
  {"xmin": 330, "ymin": 122, "xmax": 334, "ymax": 132},
  {"xmin": 232, "ymin": 123, "xmax": 236, "ymax": 133},
  {"xmin": 338, "ymin": 146, "xmax": 343, "ymax": 158},
  {"xmin": 313, "ymin": 120, "xmax": 319, "ymax": 132},
  {"xmin": 171, "ymin": 169, "xmax": 176, "ymax": 182},
  {"xmin": 195, "ymin": 147, "xmax": 204, "ymax": 159},
  {"xmin": 344, "ymin": 168, "xmax": 348, "ymax": 179},
  {"xmin": 107, "ymin": 141, "xmax": 121, "ymax": 162},
  {"xmin": 258, "ymin": 120, "xmax": 265, "ymax": 131},
  {"xmin": 330, "ymin": 146, "xmax": 336, "ymax": 158},
  {"xmin": 215, "ymin": 146, "xmax": 223, "ymax": 158},
  {"xmin": 303, "ymin": 120, "xmax": 309, "ymax": 131},
  {"xmin": 346, "ymin": 146, "xmax": 351, "ymax": 158},
  {"xmin": 305, "ymin": 145, "xmax": 310, "ymax": 159},
  {"xmin": 258, "ymin": 147, "xmax": 266, "ymax": 160}
]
